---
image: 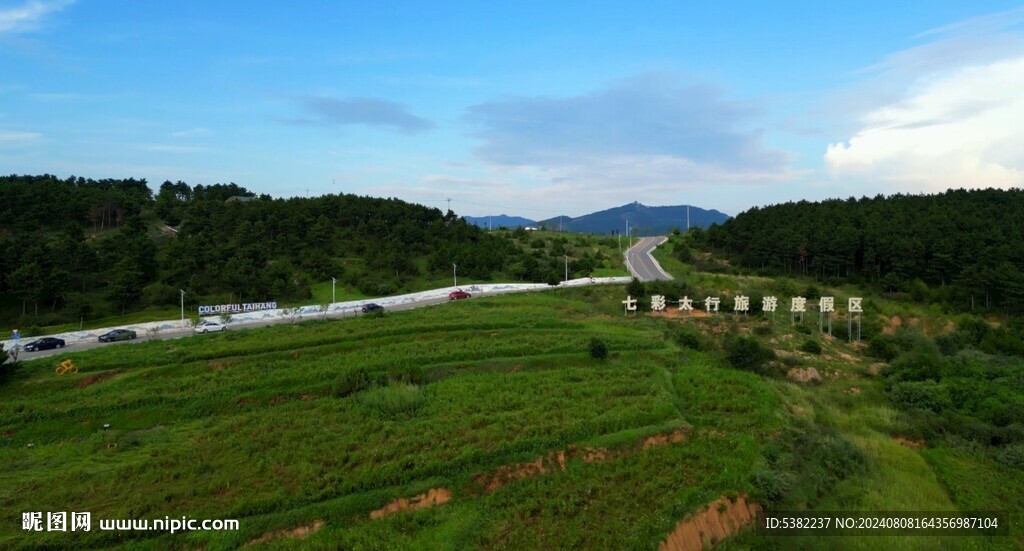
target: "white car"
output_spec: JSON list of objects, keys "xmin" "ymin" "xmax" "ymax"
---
[{"xmin": 194, "ymin": 320, "xmax": 227, "ymax": 334}]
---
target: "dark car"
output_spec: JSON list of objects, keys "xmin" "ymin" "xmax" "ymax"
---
[
  {"xmin": 361, "ymin": 303, "xmax": 384, "ymax": 314},
  {"xmin": 98, "ymin": 329, "xmax": 137, "ymax": 343},
  {"xmin": 449, "ymin": 290, "xmax": 471, "ymax": 300},
  {"xmin": 23, "ymin": 337, "xmax": 66, "ymax": 351}
]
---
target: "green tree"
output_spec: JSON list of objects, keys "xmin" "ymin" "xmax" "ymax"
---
[{"xmin": 9, "ymin": 262, "xmax": 45, "ymax": 316}]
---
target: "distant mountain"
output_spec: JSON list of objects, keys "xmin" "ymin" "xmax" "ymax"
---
[
  {"xmin": 539, "ymin": 202, "xmax": 729, "ymax": 235},
  {"xmin": 464, "ymin": 214, "xmax": 537, "ymax": 229}
]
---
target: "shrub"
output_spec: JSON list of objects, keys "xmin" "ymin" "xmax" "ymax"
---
[
  {"xmin": 333, "ymin": 367, "xmax": 370, "ymax": 398},
  {"xmin": 815, "ymin": 432, "xmax": 867, "ymax": 479},
  {"xmin": 886, "ymin": 350, "xmax": 943, "ymax": 383},
  {"xmin": 726, "ymin": 335, "xmax": 775, "ymax": 372},
  {"xmin": 868, "ymin": 334, "xmax": 900, "ymax": 361},
  {"xmin": 890, "ymin": 381, "xmax": 952, "ymax": 412},
  {"xmin": 831, "ymin": 322, "xmax": 850, "ymax": 341},
  {"xmin": 672, "ymin": 325, "xmax": 704, "ymax": 351},
  {"xmin": 588, "ymin": 337, "xmax": 609, "ymax": 360},
  {"xmin": 995, "ymin": 444, "xmax": 1024, "ymax": 469},
  {"xmin": 753, "ymin": 323, "xmax": 773, "ymax": 336},
  {"xmin": 800, "ymin": 339, "xmax": 822, "ymax": 355},
  {"xmin": 674, "ymin": 244, "xmax": 692, "ymax": 262},
  {"xmin": 0, "ymin": 344, "xmax": 18, "ymax": 384},
  {"xmin": 358, "ymin": 384, "xmax": 424, "ymax": 417},
  {"xmin": 934, "ymin": 333, "xmax": 963, "ymax": 356},
  {"xmin": 626, "ymin": 277, "xmax": 646, "ymax": 299},
  {"xmin": 957, "ymin": 317, "xmax": 990, "ymax": 347},
  {"xmin": 751, "ymin": 468, "xmax": 793, "ymax": 506},
  {"xmin": 388, "ymin": 363, "xmax": 425, "ymax": 385}
]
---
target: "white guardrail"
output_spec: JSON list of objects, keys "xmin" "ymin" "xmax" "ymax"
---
[{"xmin": 1, "ymin": 277, "xmax": 632, "ymax": 350}]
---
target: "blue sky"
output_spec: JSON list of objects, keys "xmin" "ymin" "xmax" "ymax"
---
[{"xmin": 2, "ymin": 1, "xmax": 1023, "ymax": 217}]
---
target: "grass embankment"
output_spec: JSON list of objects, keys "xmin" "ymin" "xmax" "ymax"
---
[{"xmin": 1, "ymin": 286, "xmax": 774, "ymax": 550}]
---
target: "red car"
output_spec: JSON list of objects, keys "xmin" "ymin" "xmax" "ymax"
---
[{"xmin": 449, "ymin": 290, "xmax": 471, "ymax": 300}]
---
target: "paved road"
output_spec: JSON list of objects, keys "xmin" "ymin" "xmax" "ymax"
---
[
  {"xmin": 9, "ymin": 287, "xmax": 576, "ymax": 362},
  {"xmin": 625, "ymin": 236, "xmax": 673, "ymax": 282}
]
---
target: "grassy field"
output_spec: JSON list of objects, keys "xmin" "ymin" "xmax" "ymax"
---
[
  {"xmin": 0, "ymin": 286, "xmax": 771, "ymax": 549},
  {"xmin": 3, "ymin": 262, "xmax": 1020, "ymax": 549}
]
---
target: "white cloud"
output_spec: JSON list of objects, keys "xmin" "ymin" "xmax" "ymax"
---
[
  {"xmin": 137, "ymin": 144, "xmax": 209, "ymax": 154},
  {"xmin": 826, "ymin": 56, "xmax": 1024, "ymax": 191},
  {"xmin": 171, "ymin": 127, "xmax": 213, "ymax": 138},
  {"xmin": 461, "ymin": 73, "xmax": 793, "ymax": 211},
  {"xmin": 0, "ymin": 129, "xmax": 40, "ymax": 143},
  {"xmin": 0, "ymin": 0, "xmax": 73, "ymax": 33}
]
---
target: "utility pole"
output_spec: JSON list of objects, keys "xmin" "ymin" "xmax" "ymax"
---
[
  {"xmin": 687, "ymin": 205, "xmax": 690, "ymax": 231},
  {"xmin": 446, "ymin": 197, "xmax": 452, "ymax": 213},
  {"xmin": 564, "ymin": 254, "xmax": 568, "ymax": 283},
  {"xmin": 453, "ymin": 263, "xmax": 457, "ymax": 289},
  {"xmin": 331, "ymin": 277, "xmax": 336, "ymax": 303},
  {"xmin": 179, "ymin": 290, "xmax": 185, "ymax": 329}
]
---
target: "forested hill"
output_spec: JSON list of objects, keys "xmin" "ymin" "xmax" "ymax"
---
[
  {"xmin": 0, "ymin": 174, "xmax": 515, "ymax": 325},
  {"xmin": 698, "ymin": 188, "xmax": 1024, "ymax": 312}
]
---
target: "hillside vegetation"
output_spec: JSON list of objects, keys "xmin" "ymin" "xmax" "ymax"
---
[
  {"xmin": 0, "ymin": 175, "xmax": 625, "ymax": 333},
  {"xmin": 698, "ymin": 189, "xmax": 1024, "ymax": 313},
  {"xmin": 4, "ymin": 268, "xmax": 1020, "ymax": 548}
]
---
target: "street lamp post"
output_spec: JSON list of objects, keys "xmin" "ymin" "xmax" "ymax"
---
[
  {"xmin": 453, "ymin": 264, "xmax": 457, "ymax": 289},
  {"xmin": 331, "ymin": 277, "xmax": 336, "ymax": 303},
  {"xmin": 179, "ymin": 289, "xmax": 185, "ymax": 329}
]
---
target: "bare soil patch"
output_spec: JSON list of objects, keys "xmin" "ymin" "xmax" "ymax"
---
[
  {"xmin": 647, "ymin": 308, "xmax": 710, "ymax": 319},
  {"xmin": 370, "ymin": 428, "xmax": 691, "ymax": 521},
  {"xmin": 786, "ymin": 367, "xmax": 821, "ymax": 383},
  {"xmin": 247, "ymin": 519, "xmax": 325, "ymax": 546},
  {"xmin": 883, "ymin": 315, "xmax": 902, "ymax": 334},
  {"xmin": 642, "ymin": 429, "xmax": 687, "ymax": 449},
  {"xmin": 475, "ymin": 429, "xmax": 688, "ymax": 493},
  {"xmin": 75, "ymin": 371, "xmax": 125, "ymax": 389},
  {"xmin": 209, "ymin": 360, "xmax": 237, "ymax": 371},
  {"xmin": 370, "ymin": 488, "xmax": 452, "ymax": 520},
  {"xmin": 893, "ymin": 436, "xmax": 926, "ymax": 449},
  {"xmin": 659, "ymin": 495, "xmax": 761, "ymax": 551}
]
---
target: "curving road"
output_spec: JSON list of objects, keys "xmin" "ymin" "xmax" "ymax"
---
[
  {"xmin": 625, "ymin": 236, "xmax": 673, "ymax": 282},
  {"xmin": 9, "ymin": 298, "xmax": 454, "ymax": 362},
  {"xmin": 7, "ymin": 278, "xmax": 633, "ymax": 362}
]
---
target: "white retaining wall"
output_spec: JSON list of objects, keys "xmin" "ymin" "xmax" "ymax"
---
[{"xmin": 1, "ymin": 277, "xmax": 631, "ymax": 350}]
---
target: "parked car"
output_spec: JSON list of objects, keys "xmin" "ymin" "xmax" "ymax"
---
[
  {"xmin": 194, "ymin": 320, "xmax": 227, "ymax": 333},
  {"xmin": 449, "ymin": 289, "xmax": 471, "ymax": 300},
  {"xmin": 23, "ymin": 337, "xmax": 66, "ymax": 351},
  {"xmin": 98, "ymin": 329, "xmax": 136, "ymax": 342},
  {"xmin": 361, "ymin": 303, "xmax": 384, "ymax": 314}
]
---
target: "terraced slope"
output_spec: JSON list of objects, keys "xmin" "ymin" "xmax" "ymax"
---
[{"xmin": 1, "ymin": 287, "xmax": 778, "ymax": 550}]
